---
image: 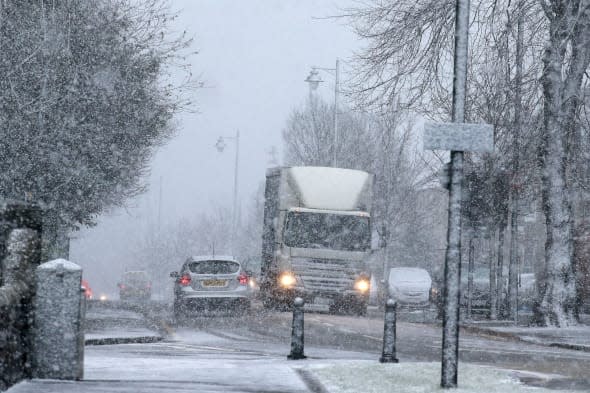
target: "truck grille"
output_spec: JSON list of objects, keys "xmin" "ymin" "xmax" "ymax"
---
[{"xmin": 291, "ymin": 258, "xmax": 360, "ymax": 293}]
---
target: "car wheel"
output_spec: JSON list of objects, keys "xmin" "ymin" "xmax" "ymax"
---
[
  {"xmin": 235, "ymin": 300, "xmax": 251, "ymax": 316},
  {"xmin": 355, "ymin": 302, "xmax": 368, "ymax": 317},
  {"xmin": 262, "ymin": 297, "xmax": 273, "ymax": 310}
]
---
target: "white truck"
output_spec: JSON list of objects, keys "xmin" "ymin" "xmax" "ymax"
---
[{"xmin": 260, "ymin": 166, "xmax": 373, "ymax": 315}]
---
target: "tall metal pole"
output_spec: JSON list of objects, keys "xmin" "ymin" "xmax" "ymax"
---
[
  {"xmin": 441, "ymin": 0, "xmax": 469, "ymax": 388},
  {"xmin": 508, "ymin": 0, "xmax": 523, "ymax": 324},
  {"xmin": 333, "ymin": 58, "xmax": 339, "ymax": 167},
  {"xmin": 231, "ymin": 130, "xmax": 240, "ymax": 256}
]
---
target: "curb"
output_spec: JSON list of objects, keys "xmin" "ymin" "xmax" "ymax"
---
[
  {"xmin": 547, "ymin": 342, "xmax": 590, "ymax": 352},
  {"xmin": 85, "ymin": 335, "xmax": 163, "ymax": 346},
  {"xmin": 296, "ymin": 368, "xmax": 331, "ymax": 393}
]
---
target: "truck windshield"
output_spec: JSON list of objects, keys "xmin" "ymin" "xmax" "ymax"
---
[{"xmin": 283, "ymin": 211, "xmax": 370, "ymax": 251}]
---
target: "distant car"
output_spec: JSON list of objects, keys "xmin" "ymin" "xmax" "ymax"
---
[
  {"xmin": 518, "ymin": 272, "xmax": 536, "ymax": 310},
  {"xmin": 387, "ymin": 267, "xmax": 432, "ymax": 306},
  {"xmin": 118, "ymin": 270, "xmax": 152, "ymax": 301},
  {"xmin": 460, "ymin": 267, "xmax": 491, "ymax": 310},
  {"xmin": 81, "ymin": 279, "xmax": 93, "ymax": 300},
  {"xmin": 171, "ymin": 255, "xmax": 252, "ymax": 320}
]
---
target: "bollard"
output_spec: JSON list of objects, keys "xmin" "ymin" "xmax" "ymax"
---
[
  {"xmin": 33, "ymin": 259, "xmax": 84, "ymax": 380},
  {"xmin": 379, "ymin": 298, "xmax": 399, "ymax": 363},
  {"xmin": 287, "ymin": 297, "xmax": 306, "ymax": 360}
]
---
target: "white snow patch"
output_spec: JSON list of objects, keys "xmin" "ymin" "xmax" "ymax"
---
[
  {"xmin": 288, "ymin": 166, "xmax": 370, "ymax": 210},
  {"xmin": 38, "ymin": 259, "xmax": 81, "ymax": 271},
  {"xmin": 310, "ymin": 361, "xmax": 572, "ymax": 393}
]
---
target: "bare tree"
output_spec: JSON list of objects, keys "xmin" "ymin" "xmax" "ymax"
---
[
  {"xmin": 282, "ymin": 97, "xmax": 375, "ymax": 170},
  {"xmin": 0, "ymin": 0, "xmax": 196, "ymax": 258},
  {"xmin": 344, "ymin": 0, "xmax": 590, "ymax": 326},
  {"xmin": 282, "ymin": 98, "xmax": 438, "ymax": 279},
  {"xmin": 537, "ymin": 0, "xmax": 590, "ymax": 326}
]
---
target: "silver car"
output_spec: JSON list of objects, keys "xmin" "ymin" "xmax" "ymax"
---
[{"xmin": 171, "ymin": 256, "xmax": 252, "ymax": 320}]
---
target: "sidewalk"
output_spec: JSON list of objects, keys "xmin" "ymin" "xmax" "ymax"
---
[
  {"xmin": 461, "ymin": 314, "xmax": 590, "ymax": 352},
  {"xmin": 5, "ymin": 306, "xmax": 588, "ymax": 393},
  {"xmin": 7, "ymin": 307, "xmax": 314, "ymax": 393}
]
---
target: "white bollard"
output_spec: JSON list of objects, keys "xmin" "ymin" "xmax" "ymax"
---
[{"xmin": 33, "ymin": 259, "xmax": 84, "ymax": 380}]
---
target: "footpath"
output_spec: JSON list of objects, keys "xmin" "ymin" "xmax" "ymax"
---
[
  {"xmin": 5, "ymin": 305, "xmax": 589, "ymax": 393},
  {"xmin": 461, "ymin": 313, "xmax": 590, "ymax": 353}
]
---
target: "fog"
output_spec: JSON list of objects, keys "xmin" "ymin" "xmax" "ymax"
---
[{"xmin": 70, "ymin": 0, "xmax": 359, "ymax": 297}]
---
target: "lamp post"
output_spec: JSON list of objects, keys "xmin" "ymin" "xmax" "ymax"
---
[
  {"xmin": 215, "ymin": 130, "xmax": 240, "ymax": 255},
  {"xmin": 305, "ymin": 58, "xmax": 340, "ymax": 167}
]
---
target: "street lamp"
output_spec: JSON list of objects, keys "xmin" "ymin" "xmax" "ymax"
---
[
  {"xmin": 305, "ymin": 58, "xmax": 340, "ymax": 167},
  {"xmin": 214, "ymin": 130, "xmax": 240, "ymax": 256}
]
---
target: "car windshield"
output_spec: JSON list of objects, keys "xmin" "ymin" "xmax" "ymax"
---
[
  {"xmin": 122, "ymin": 271, "xmax": 149, "ymax": 284},
  {"xmin": 188, "ymin": 260, "xmax": 240, "ymax": 274},
  {"xmin": 283, "ymin": 211, "xmax": 370, "ymax": 252}
]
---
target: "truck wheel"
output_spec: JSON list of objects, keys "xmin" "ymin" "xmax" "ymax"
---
[
  {"xmin": 262, "ymin": 297, "xmax": 276, "ymax": 310},
  {"xmin": 355, "ymin": 303, "xmax": 368, "ymax": 317}
]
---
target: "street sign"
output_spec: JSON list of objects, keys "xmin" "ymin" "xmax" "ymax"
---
[{"xmin": 424, "ymin": 122, "xmax": 494, "ymax": 153}]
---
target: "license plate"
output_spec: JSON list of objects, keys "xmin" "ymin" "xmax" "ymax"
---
[
  {"xmin": 313, "ymin": 297, "xmax": 332, "ymax": 305},
  {"xmin": 202, "ymin": 279, "xmax": 227, "ymax": 287}
]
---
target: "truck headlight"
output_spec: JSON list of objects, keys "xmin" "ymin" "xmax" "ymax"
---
[
  {"xmin": 430, "ymin": 287, "xmax": 438, "ymax": 300},
  {"xmin": 354, "ymin": 278, "xmax": 370, "ymax": 293},
  {"xmin": 279, "ymin": 272, "xmax": 297, "ymax": 288}
]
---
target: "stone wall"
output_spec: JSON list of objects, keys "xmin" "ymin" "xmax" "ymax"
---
[{"xmin": 0, "ymin": 203, "xmax": 42, "ymax": 391}]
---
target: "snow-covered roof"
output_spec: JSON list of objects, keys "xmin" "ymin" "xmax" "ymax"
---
[
  {"xmin": 388, "ymin": 267, "xmax": 431, "ymax": 285},
  {"xmin": 288, "ymin": 207, "xmax": 369, "ymax": 217},
  {"xmin": 188, "ymin": 255, "xmax": 239, "ymax": 263},
  {"xmin": 287, "ymin": 166, "xmax": 371, "ymax": 211}
]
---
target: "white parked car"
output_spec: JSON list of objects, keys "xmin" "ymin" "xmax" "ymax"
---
[{"xmin": 388, "ymin": 267, "xmax": 432, "ymax": 306}]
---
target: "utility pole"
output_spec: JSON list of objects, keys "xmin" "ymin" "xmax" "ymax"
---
[
  {"xmin": 305, "ymin": 59, "xmax": 340, "ymax": 167},
  {"xmin": 232, "ymin": 130, "xmax": 240, "ymax": 256},
  {"xmin": 508, "ymin": 0, "xmax": 524, "ymax": 323},
  {"xmin": 214, "ymin": 130, "xmax": 240, "ymax": 256},
  {"xmin": 424, "ymin": 0, "xmax": 494, "ymax": 388},
  {"xmin": 441, "ymin": 0, "xmax": 469, "ymax": 387}
]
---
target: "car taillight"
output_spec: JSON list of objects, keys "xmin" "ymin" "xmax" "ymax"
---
[
  {"xmin": 179, "ymin": 274, "xmax": 191, "ymax": 286},
  {"xmin": 237, "ymin": 273, "xmax": 248, "ymax": 285}
]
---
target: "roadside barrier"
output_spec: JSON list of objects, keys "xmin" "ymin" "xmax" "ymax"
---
[
  {"xmin": 379, "ymin": 298, "xmax": 399, "ymax": 363},
  {"xmin": 287, "ymin": 297, "xmax": 306, "ymax": 360}
]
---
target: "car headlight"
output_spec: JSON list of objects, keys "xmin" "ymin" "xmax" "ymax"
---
[
  {"xmin": 279, "ymin": 272, "xmax": 297, "ymax": 288},
  {"xmin": 354, "ymin": 278, "xmax": 370, "ymax": 293}
]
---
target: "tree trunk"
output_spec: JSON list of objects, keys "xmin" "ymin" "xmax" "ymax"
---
[
  {"xmin": 573, "ymin": 218, "xmax": 590, "ymax": 319},
  {"xmin": 507, "ymin": 0, "xmax": 524, "ymax": 322},
  {"xmin": 488, "ymin": 225, "xmax": 497, "ymax": 320},
  {"xmin": 538, "ymin": 18, "xmax": 577, "ymax": 327}
]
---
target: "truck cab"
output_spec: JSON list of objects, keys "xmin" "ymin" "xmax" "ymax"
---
[{"xmin": 260, "ymin": 166, "xmax": 373, "ymax": 315}]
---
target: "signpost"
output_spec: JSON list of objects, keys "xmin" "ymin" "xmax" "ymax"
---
[
  {"xmin": 422, "ymin": 0, "xmax": 494, "ymax": 388},
  {"xmin": 424, "ymin": 123, "xmax": 493, "ymax": 153}
]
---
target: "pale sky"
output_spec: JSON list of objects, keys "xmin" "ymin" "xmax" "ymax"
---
[{"xmin": 70, "ymin": 0, "xmax": 362, "ymax": 295}]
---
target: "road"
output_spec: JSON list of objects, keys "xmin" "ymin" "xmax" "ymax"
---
[{"xmin": 130, "ymin": 303, "xmax": 590, "ymax": 390}]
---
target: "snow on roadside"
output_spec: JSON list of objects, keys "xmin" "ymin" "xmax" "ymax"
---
[{"xmin": 310, "ymin": 361, "xmax": 571, "ymax": 393}]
